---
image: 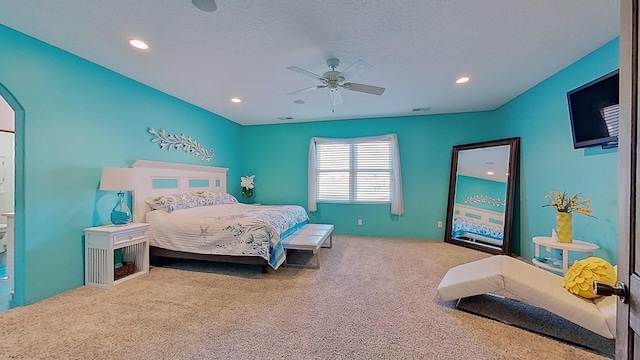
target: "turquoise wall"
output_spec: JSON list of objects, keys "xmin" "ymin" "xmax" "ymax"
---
[
  {"xmin": 493, "ymin": 38, "xmax": 619, "ymax": 264},
  {"xmin": 242, "ymin": 113, "xmax": 506, "ymax": 239},
  {"xmin": 0, "ymin": 25, "xmax": 243, "ymax": 305},
  {"xmin": 454, "ymin": 175, "xmax": 507, "ymax": 214}
]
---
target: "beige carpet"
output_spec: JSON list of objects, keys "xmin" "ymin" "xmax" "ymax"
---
[{"xmin": 0, "ymin": 235, "xmax": 609, "ymax": 359}]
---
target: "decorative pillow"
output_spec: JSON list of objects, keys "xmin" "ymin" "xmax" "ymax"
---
[
  {"xmin": 194, "ymin": 190, "xmax": 218, "ymax": 205},
  {"xmin": 561, "ymin": 257, "xmax": 616, "ymax": 299},
  {"xmin": 195, "ymin": 191, "xmax": 238, "ymax": 205},
  {"xmin": 147, "ymin": 191, "xmax": 239, "ymax": 212},
  {"xmin": 217, "ymin": 192, "xmax": 238, "ymax": 204},
  {"xmin": 146, "ymin": 192, "xmax": 199, "ymax": 213}
]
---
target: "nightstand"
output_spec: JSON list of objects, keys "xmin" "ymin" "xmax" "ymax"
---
[{"xmin": 84, "ymin": 223, "xmax": 150, "ymax": 289}]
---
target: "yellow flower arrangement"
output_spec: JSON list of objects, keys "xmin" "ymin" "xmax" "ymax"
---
[{"xmin": 543, "ymin": 191, "xmax": 594, "ymax": 217}]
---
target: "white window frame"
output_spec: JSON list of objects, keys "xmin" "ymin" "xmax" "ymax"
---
[{"xmin": 308, "ymin": 133, "xmax": 403, "ymax": 215}]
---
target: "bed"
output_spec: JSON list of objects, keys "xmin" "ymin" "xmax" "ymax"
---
[
  {"xmin": 132, "ymin": 160, "xmax": 309, "ymax": 270},
  {"xmin": 451, "ymin": 204, "xmax": 504, "ymax": 249}
]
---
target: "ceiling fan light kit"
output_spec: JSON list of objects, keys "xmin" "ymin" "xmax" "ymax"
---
[
  {"xmin": 192, "ymin": 0, "xmax": 217, "ymax": 12},
  {"xmin": 287, "ymin": 57, "xmax": 385, "ymax": 109}
]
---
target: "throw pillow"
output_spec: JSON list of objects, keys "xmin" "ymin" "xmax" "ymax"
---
[
  {"xmin": 146, "ymin": 192, "xmax": 198, "ymax": 213},
  {"xmin": 561, "ymin": 257, "xmax": 616, "ymax": 299}
]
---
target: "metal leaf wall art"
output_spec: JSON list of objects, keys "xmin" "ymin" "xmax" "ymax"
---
[
  {"xmin": 462, "ymin": 195, "xmax": 506, "ymax": 207},
  {"xmin": 148, "ymin": 128, "xmax": 215, "ymax": 162}
]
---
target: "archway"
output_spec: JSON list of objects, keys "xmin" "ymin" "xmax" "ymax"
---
[{"xmin": 0, "ymin": 82, "xmax": 24, "ymax": 308}]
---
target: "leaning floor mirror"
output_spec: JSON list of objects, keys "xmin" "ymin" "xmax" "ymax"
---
[{"xmin": 444, "ymin": 137, "xmax": 520, "ymax": 255}]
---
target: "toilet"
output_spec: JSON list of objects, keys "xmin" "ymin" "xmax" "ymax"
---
[{"xmin": 0, "ymin": 224, "xmax": 6, "ymax": 253}]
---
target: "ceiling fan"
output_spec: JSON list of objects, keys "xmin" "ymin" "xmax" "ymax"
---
[{"xmin": 286, "ymin": 58, "xmax": 385, "ymax": 107}]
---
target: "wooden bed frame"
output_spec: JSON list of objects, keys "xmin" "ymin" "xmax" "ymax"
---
[{"xmin": 132, "ymin": 160, "xmax": 269, "ymax": 270}]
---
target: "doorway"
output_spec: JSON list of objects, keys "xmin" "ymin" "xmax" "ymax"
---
[
  {"xmin": 0, "ymin": 82, "xmax": 23, "ymax": 311},
  {"xmin": 0, "ymin": 93, "xmax": 14, "ymax": 311}
]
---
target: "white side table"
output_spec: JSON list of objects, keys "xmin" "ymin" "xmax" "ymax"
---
[
  {"xmin": 84, "ymin": 223, "xmax": 150, "ymax": 289},
  {"xmin": 531, "ymin": 236, "xmax": 599, "ymax": 275}
]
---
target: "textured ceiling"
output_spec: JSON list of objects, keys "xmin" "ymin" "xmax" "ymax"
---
[{"xmin": 0, "ymin": 1, "xmax": 620, "ymax": 126}]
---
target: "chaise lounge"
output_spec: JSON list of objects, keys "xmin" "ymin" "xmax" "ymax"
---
[{"xmin": 436, "ymin": 255, "xmax": 617, "ymax": 339}]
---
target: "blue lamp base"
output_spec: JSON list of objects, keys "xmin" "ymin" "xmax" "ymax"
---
[{"xmin": 111, "ymin": 192, "xmax": 131, "ymax": 225}]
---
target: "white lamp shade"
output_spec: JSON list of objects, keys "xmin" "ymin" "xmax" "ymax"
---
[{"xmin": 100, "ymin": 168, "xmax": 136, "ymax": 191}]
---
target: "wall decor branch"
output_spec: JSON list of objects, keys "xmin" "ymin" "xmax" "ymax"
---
[
  {"xmin": 148, "ymin": 128, "xmax": 215, "ymax": 162},
  {"xmin": 462, "ymin": 195, "xmax": 506, "ymax": 207}
]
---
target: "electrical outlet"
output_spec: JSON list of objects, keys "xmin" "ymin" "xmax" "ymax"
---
[
  {"xmin": 437, "ymin": 221, "xmax": 443, "ymax": 228},
  {"xmin": 357, "ymin": 219, "xmax": 363, "ymax": 225}
]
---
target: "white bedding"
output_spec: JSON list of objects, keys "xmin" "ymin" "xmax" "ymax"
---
[{"xmin": 146, "ymin": 203, "xmax": 310, "ymax": 269}]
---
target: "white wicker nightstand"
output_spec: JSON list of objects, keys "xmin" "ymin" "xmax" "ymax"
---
[{"xmin": 84, "ymin": 223, "xmax": 150, "ymax": 289}]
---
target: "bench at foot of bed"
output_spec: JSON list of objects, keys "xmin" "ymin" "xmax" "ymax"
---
[{"xmin": 281, "ymin": 224, "xmax": 334, "ymax": 268}]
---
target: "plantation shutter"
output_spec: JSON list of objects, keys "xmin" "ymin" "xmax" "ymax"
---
[
  {"xmin": 308, "ymin": 134, "xmax": 403, "ymax": 215},
  {"xmin": 601, "ymin": 103, "xmax": 619, "ymax": 143}
]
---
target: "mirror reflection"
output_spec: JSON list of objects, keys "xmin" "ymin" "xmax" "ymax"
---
[{"xmin": 445, "ymin": 137, "xmax": 519, "ymax": 255}]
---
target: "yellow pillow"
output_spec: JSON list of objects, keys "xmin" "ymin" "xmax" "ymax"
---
[{"xmin": 561, "ymin": 257, "xmax": 616, "ymax": 299}]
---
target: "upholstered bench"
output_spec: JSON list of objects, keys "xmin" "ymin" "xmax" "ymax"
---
[
  {"xmin": 436, "ymin": 255, "xmax": 617, "ymax": 339},
  {"xmin": 280, "ymin": 224, "xmax": 333, "ymax": 268}
]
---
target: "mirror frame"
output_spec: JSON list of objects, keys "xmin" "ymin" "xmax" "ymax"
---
[{"xmin": 444, "ymin": 137, "xmax": 520, "ymax": 255}]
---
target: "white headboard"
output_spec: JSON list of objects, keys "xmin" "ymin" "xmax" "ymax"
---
[
  {"xmin": 453, "ymin": 203, "xmax": 505, "ymax": 227},
  {"xmin": 132, "ymin": 160, "xmax": 228, "ymax": 223}
]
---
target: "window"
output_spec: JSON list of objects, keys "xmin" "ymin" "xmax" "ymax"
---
[
  {"xmin": 308, "ymin": 134, "xmax": 403, "ymax": 215},
  {"xmin": 316, "ymin": 141, "xmax": 391, "ymax": 202},
  {"xmin": 601, "ymin": 103, "xmax": 619, "ymax": 147}
]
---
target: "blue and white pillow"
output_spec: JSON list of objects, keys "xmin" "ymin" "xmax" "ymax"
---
[
  {"xmin": 146, "ymin": 192, "xmax": 199, "ymax": 212},
  {"xmin": 147, "ymin": 191, "xmax": 238, "ymax": 212},
  {"xmin": 195, "ymin": 191, "xmax": 238, "ymax": 205}
]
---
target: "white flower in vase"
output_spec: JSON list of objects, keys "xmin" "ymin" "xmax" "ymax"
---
[{"xmin": 241, "ymin": 175, "xmax": 255, "ymax": 199}]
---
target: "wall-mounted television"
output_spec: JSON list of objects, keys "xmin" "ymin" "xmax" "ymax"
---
[{"xmin": 567, "ymin": 70, "xmax": 619, "ymax": 149}]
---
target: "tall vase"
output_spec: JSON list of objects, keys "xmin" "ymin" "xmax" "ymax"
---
[
  {"xmin": 241, "ymin": 187, "xmax": 254, "ymax": 204},
  {"xmin": 556, "ymin": 211, "xmax": 572, "ymax": 243},
  {"xmin": 241, "ymin": 191, "xmax": 255, "ymax": 204},
  {"xmin": 243, "ymin": 195, "xmax": 255, "ymax": 204}
]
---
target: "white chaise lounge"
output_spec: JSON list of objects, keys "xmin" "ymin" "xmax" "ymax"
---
[{"xmin": 436, "ymin": 255, "xmax": 617, "ymax": 339}]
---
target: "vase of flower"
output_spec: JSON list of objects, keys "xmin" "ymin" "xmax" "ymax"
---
[
  {"xmin": 544, "ymin": 191, "xmax": 594, "ymax": 244},
  {"xmin": 556, "ymin": 211, "xmax": 572, "ymax": 243},
  {"xmin": 241, "ymin": 175, "xmax": 255, "ymax": 204}
]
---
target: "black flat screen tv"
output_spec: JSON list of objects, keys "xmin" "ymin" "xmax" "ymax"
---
[{"xmin": 567, "ymin": 70, "xmax": 619, "ymax": 149}]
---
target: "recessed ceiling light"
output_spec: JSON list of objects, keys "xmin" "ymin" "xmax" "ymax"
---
[
  {"xmin": 231, "ymin": 98, "xmax": 241, "ymax": 103},
  {"xmin": 456, "ymin": 76, "xmax": 470, "ymax": 84},
  {"xmin": 487, "ymin": 171, "xmax": 494, "ymax": 175},
  {"xmin": 294, "ymin": 100, "xmax": 305, "ymax": 105},
  {"xmin": 128, "ymin": 39, "xmax": 148, "ymax": 50}
]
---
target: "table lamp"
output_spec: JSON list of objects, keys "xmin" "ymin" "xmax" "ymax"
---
[{"xmin": 100, "ymin": 167, "xmax": 135, "ymax": 225}]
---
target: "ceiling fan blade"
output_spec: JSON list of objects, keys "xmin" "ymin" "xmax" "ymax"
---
[
  {"xmin": 286, "ymin": 66, "xmax": 324, "ymax": 81},
  {"xmin": 287, "ymin": 85, "xmax": 326, "ymax": 96},
  {"xmin": 342, "ymin": 82, "xmax": 385, "ymax": 95},
  {"xmin": 339, "ymin": 59, "xmax": 372, "ymax": 81},
  {"xmin": 330, "ymin": 89, "xmax": 343, "ymax": 106}
]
